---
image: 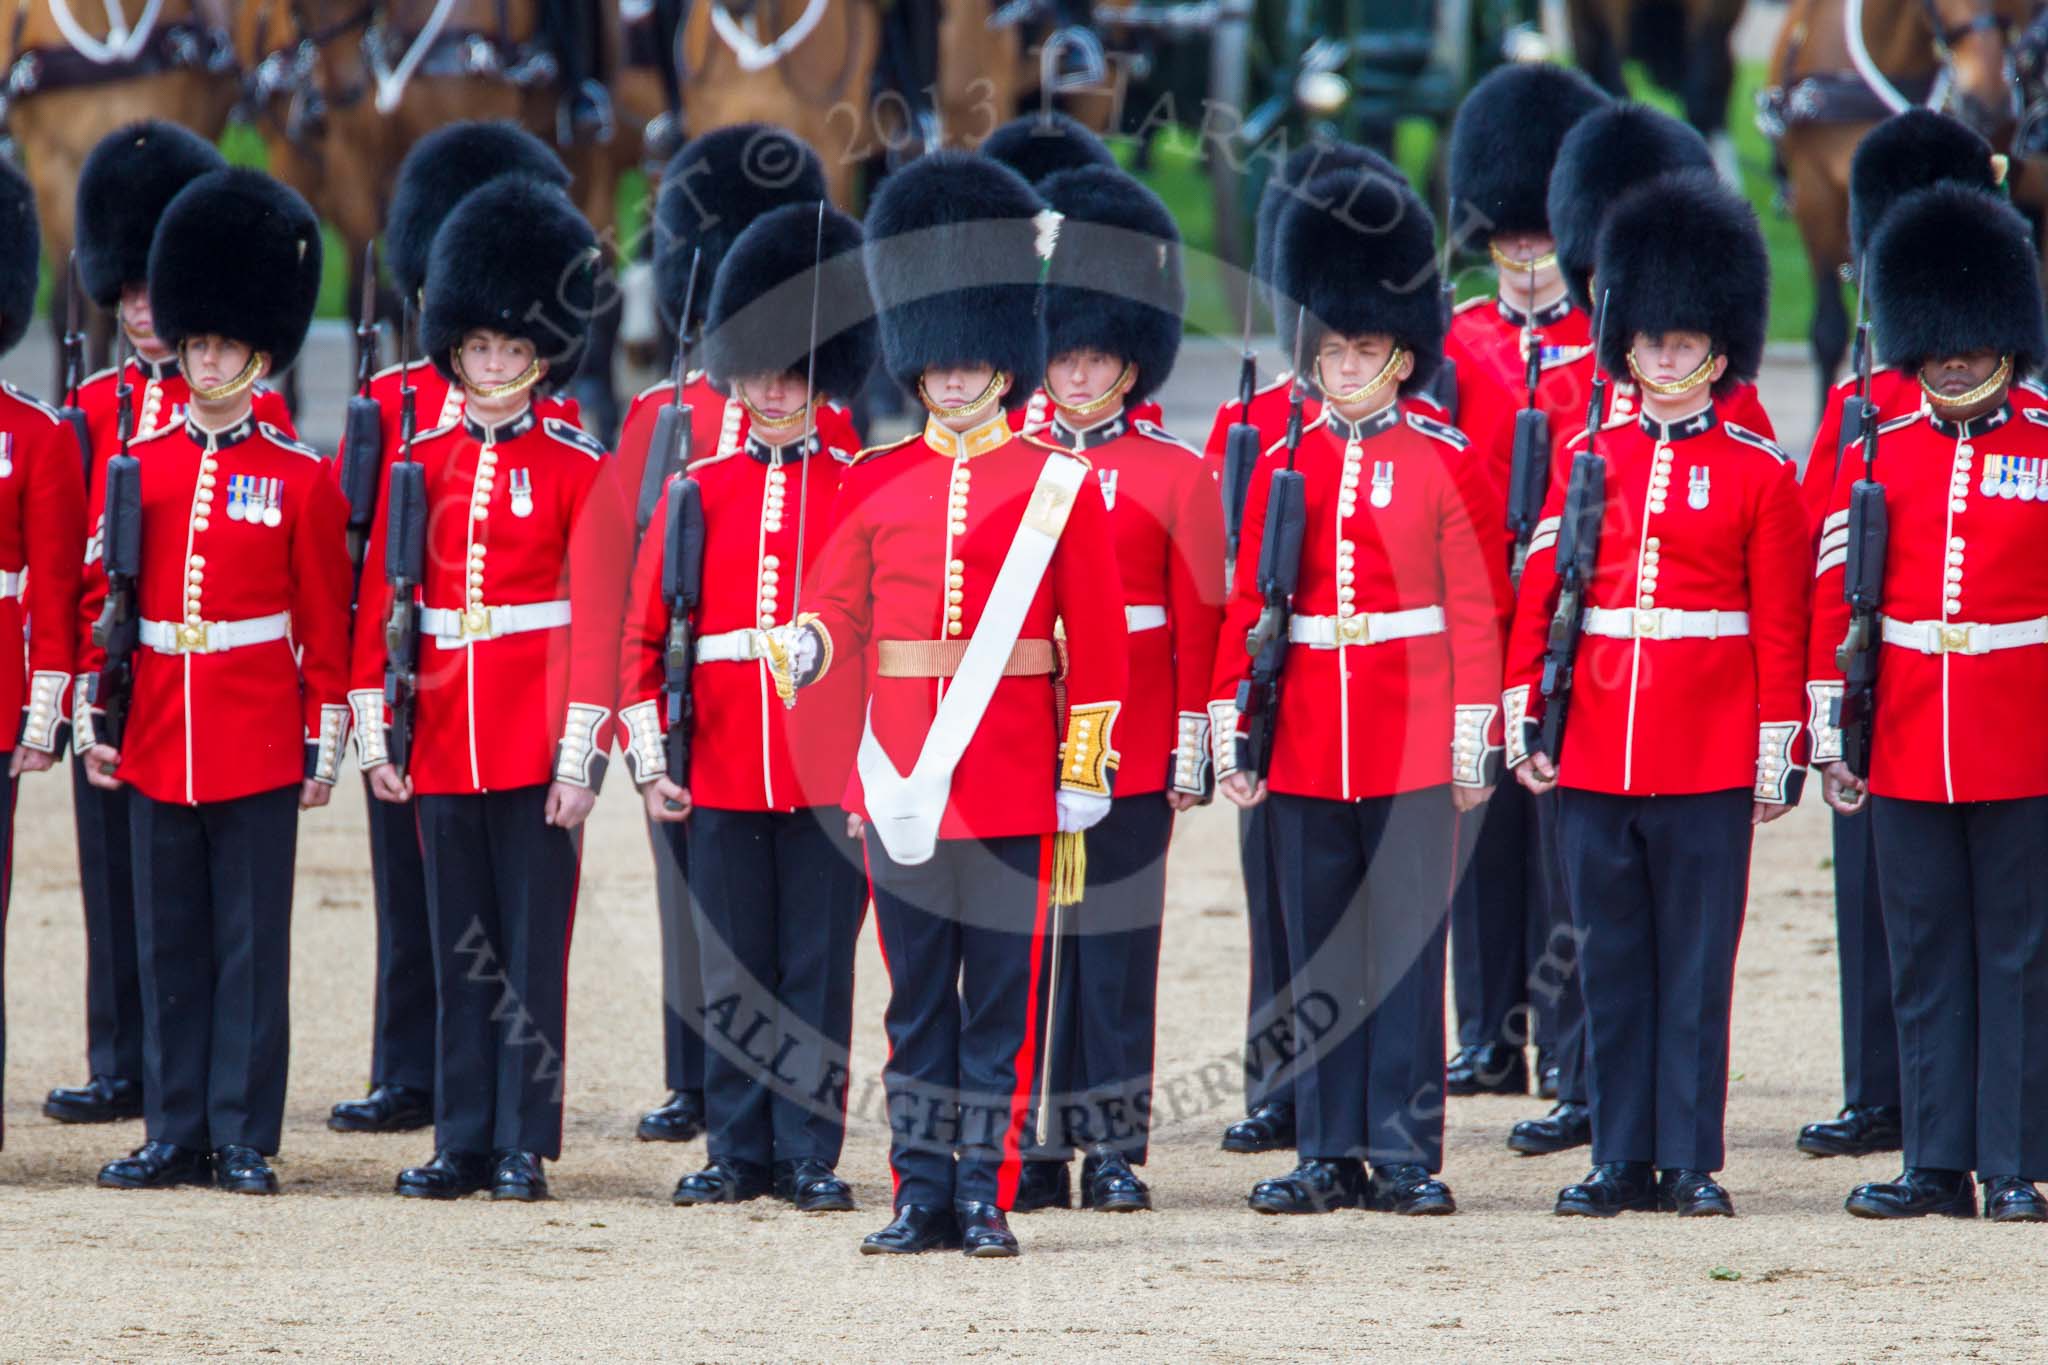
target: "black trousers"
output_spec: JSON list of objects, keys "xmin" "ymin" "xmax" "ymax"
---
[
  {"xmin": 1871, "ymin": 794, "xmax": 2048, "ymax": 1178},
  {"xmin": 363, "ymin": 782, "xmax": 435, "ymax": 1093},
  {"xmin": 1450, "ymin": 776, "xmax": 1554, "ymax": 1056},
  {"xmin": 1239, "ymin": 801, "xmax": 1294, "ymax": 1114},
  {"xmin": 1041, "ymin": 794, "xmax": 1171, "ymax": 1164},
  {"xmin": 0, "ymin": 768, "xmax": 15, "ymax": 1141},
  {"xmin": 417, "ymin": 787, "xmax": 581, "ymax": 1159},
  {"xmin": 1831, "ymin": 807, "xmax": 1901, "ymax": 1110},
  {"xmin": 866, "ymin": 831, "xmax": 1056, "ymax": 1210},
  {"xmin": 130, "ymin": 786, "xmax": 299, "ymax": 1154},
  {"xmin": 72, "ymin": 758, "xmax": 144, "ymax": 1084},
  {"xmin": 1268, "ymin": 789, "xmax": 1454, "ymax": 1168},
  {"xmin": 1558, "ymin": 787, "xmax": 1751, "ymax": 1171},
  {"xmin": 681, "ymin": 806, "xmax": 865, "ymax": 1168},
  {"xmin": 1533, "ymin": 787, "xmax": 1589, "ymax": 1106},
  {"xmin": 648, "ymin": 813, "xmax": 706, "ymax": 1097}
]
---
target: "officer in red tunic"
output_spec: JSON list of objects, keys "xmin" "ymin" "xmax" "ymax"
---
[
  {"xmin": 1507, "ymin": 172, "xmax": 1807, "ymax": 1218},
  {"xmin": 326, "ymin": 119, "xmax": 580, "ymax": 1139},
  {"xmin": 1792, "ymin": 111, "xmax": 2011, "ymax": 1163},
  {"xmin": 1439, "ymin": 60, "xmax": 1608, "ymax": 1111},
  {"xmin": 0, "ymin": 160, "xmax": 87, "ymax": 1141},
  {"xmin": 614, "ymin": 123, "xmax": 843, "ymax": 1145},
  {"xmin": 1004, "ymin": 166, "xmax": 1222, "ymax": 1213},
  {"xmin": 1215, "ymin": 166, "xmax": 1508, "ymax": 1218},
  {"xmin": 78, "ymin": 168, "xmax": 346, "ymax": 1194},
  {"xmin": 1812, "ymin": 185, "xmax": 2048, "ymax": 1223},
  {"xmin": 769, "ymin": 152, "xmax": 1130, "ymax": 1257},
  {"xmin": 353, "ymin": 176, "xmax": 628, "ymax": 1202},
  {"xmin": 48, "ymin": 119, "xmax": 293, "ymax": 1128},
  {"xmin": 619, "ymin": 200, "xmax": 876, "ymax": 1211}
]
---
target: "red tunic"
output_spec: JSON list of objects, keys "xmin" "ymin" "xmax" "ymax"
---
[
  {"xmin": 614, "ymin": 373, "xmax": 860, "ymax": 530},
  {"xmin": 1211, "ymin": 404, "xmax": 1509, "ymax": 800},
  {"xmin": 617, "ymin": 428, "xmax": 866, "ymax": 811},
  {"xmin": 1808, "ymin": 399, "xmax": 2048, "ymax": 803},
  {"xmin": 1504, "ymin": 403, "xmax": 1811, "ymax": 799},
  {"xmin": 803, "ymin": 414, "xmax": 1130, "ymax": 839},
  {"xmin": 76, "ymin": 414, "xmax": 352, "ymax": 805},
  {"xmin": 0, "ymin": 384, "xmax": 85, "ymax": 753},
  {"xmin": 349, "ymin": 407, "xmax": 630, "ymax": 795}
]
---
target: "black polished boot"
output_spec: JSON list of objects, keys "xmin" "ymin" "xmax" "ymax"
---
[
  {"xmin": 775, "ymin": 1158, "xmax": 855, "ymax": 1212},
  {"xmin": 394, "ymin": 1149, "xmax": 492, "ymax": 1200},
  {"xmin": 1555, "ymin": 1161, "xmax": 1658, "ymax": 1217},
  {"xmin": 673, "ymin": 1156, "xmax": 773, "ymax": 1206},
  {"xmin": 860, "ymin": 1205, "xmax": 962, "ymax": 1255},
  {"xmin": 1221, "ymin": 1101, "xmax": 1296, "ymax": 1154},
  {"xmin": 1982, "ymin": 1176, "xmax": 2048, "ymax": 1223},
  {"xmin": 1368, "ymin": 1164, "xmax": 1456, "ymax": 1215},
  {"xmin": 1507, "ymin": 1102, "xmax": 1592, "ymax": 1156},
  {"xmin": 488, "ymin": 1150, "xmax": 551, "ymax": 1202},
  {"xmin": 1658, "ymin": 1168, "xmax": 1734, "ymax": 1217},
  {"xmin": 956, "ymin": 1201, "xmax": 1021, "ymax": 1257},
  {"xmin": 1247, "ymin": 1158, "xmax": 1366, "ymax": 1214},
  {"xmin": 1536, "ymin": 1052, "xmax": 1559, "ymax": 1101},
  {"xmin": 636, "ymin": 1091, "xmax": 706, "ymax": 1143},
  {"xmin": 1079, "ymin": 1146, "xmax": 1151, "ymax": 1212},
  {"xmin": 1796, "ymin": 1105, "xmax": 1902, "ymax": 1158},
  {"xmin": 1009, "ymin": 1159, "xmax": 1072, "ymax": 1212},
  {"xmin": 214, "ymin": 1145, "xmax": 280, "ymax": 1196},
  {"xmin": 1845, "ymin": 1167, "xmax": 1976, "ymax": 1219},
  {"xmin": 97, "ymin": 1141, "xmax": 211, "ymax": 1190},
  {"xmin": 327, "ymin": 1084, "xmax": 432, "ymax": 1134},
  {"xmin": 1446, "ymin": 1044, "xmax": 1529, "ymax": 1097},
  {"xmin": 46, "ymin": 1076, "xmax": 144, "ymax": 1124}
]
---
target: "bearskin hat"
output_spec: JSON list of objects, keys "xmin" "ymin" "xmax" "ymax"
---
[
  {"xmin": 863, "ymin": 151, "xmax": 1047, "ymax": 408},
  {"xmin": 1593, "ymin": 170, "xmax": 1768, "ymax": 394},
  {"xmin": 1274, "ymin": 167, "xmax": 1442, "ymax": 393},
  {"xmin": 1848, "ymin": 109, "xmax": 2003, "ymax": 262},
  {"xmin": 387, "ymin": 120, "xmax": 569, "ymax": 299},
  {"xmin": 421, "ymin": 174, "xmax": 600, "ymax": 394},
  {"xmin": 980, "ymin": 111, "xmax": 1117, "ymax": 187},
  {"xmin": 147, "ymin": 168, "xmax": 321, "ymax": 374},
  {"xmin": 654, "ymin": 124, "xmax": 826, "ymax": 334},
  {"xmin": 1547, "ymin": 103, "xmax": 1712, "ymax": 311},
  {"xmin": 1449, "ymin": 61, "xmax": 1608, "ymax": 243},
  {"xmin": 1870, "ymin": 183, "xmax": 2046, "ymax": 375},
  {"xmin": 702, "ymin": 201, "xmax": 877, "ymax": 404},
  {"xmin": 76, "ymin": 120, "xmax": 225, "ymax": 307},
  {"xmin": 0, "ymin": 159, "xmax": 37, "ymax": 357},
  {"xmin": 1253, "ymin": 139, "xmax": 1403, "ymax": 298},
  {"xmin": 1038, "ymin": 166, "xmax": 1183, "ymax": 407}
]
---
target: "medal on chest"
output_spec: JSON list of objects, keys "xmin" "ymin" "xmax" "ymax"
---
[
  {"xmin": 226, "ymin": 473, "xmax": 283, "ymax": 526},
  {"xmin": 1688, "ymin": 466, "xmax": 1710, "ymax": 510},
  {"xmin": 1370, "ymin": 459, "xmax": 1394, "ymax": 509},
  {"xmin": 0, "ymin": 431, "xmax": 14, "ymax": 478},
  {"xmin": 1096, "ymin": 467, "xmax": 1118, "ymax": 510},
  {"xmin": 510, "ymin": 467, "xmax": 534, "ymax": 518}
]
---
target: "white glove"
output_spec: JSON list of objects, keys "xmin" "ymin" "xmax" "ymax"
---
[{"xmin": 1056, "ymin": 789, "xmax": 1112, "ymax": 833}]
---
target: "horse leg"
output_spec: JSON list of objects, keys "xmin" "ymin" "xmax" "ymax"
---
[
  {"xmin": 1568, "ymin": 0, "xmax": 1626, "ymax": 96},
  {"xmin": 1684, "ymin": 12, "xmax": 1742, "ymax": 186},
  {"xmin": 1809, "ymin": 254, "xmax": 1848, "ymax": 421}
]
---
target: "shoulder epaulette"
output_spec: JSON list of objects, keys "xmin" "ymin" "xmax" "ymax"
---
[
  {"xmin": 1452, "ymin": 294, "xmax": 1492, "ymax": 317},
  {"xmin": 633, "ymin": 377, "xmax": 677, "ymax": 405},
  {"xmin": 2023, "ymin": 407, "xmax": 2048, "ymax": 429},
  {"xmin": 848, "ymin": 431, "xmax": 921, "ymax": 465},
  {"xmin": 1254, "ymin": 372, "xmax": 1291, "ymax": 399},
  {"xmin": 80, "ymin": 364, "xmax": 117, "ymax": 389},
  {"xmin": 129, "ymin": 421, "xmax": 178, "ymax": 448},
  {"xmin": 2018, "ymin": 376, "xmax": 2048, "ymax": 401},
  {"xmin": 1262, "ymin": 411, "xmax": 1327, "ymax": 459},
  {"xmin": 1134, "ymin": 418, "xmax": 1202, "ymax": 457},
  {"xmin": 1405, "ymin": 410, "xmax": 1469, "ymax": 450},
  {"xmin": 1879, "ymin": 411, "xmax": 1921, "ymax": 435},
  {"xmin": 1723, "ymin": 421, "xmax": 1789, "ymax": 463},
  {"xmin": 542, "ymin": 416, "xmax": 607, "ymax": 459},
  {"xmin": 371, "ymin": 358, "xmax": 428, "ymax": 384},
  {"xmin": 1, "ymin": 381, "xmax": 60, "ymax": 423},
  {"xmin": 683, "ymin": 449, "xmax": 737, "ymax": 474},
  {"xmin": 260, "ymin": 422, "xmax": 322, "ymax": 459},
  {"xmin": 411, "ymin": 420, "xmax": 460, "ymax": 445}
]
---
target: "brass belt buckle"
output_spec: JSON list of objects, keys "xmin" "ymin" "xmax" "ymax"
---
[
  {"xmin": 462, "ymin": 607, "xmax": 493, "ymax": 639},
  {"xmin": 1634, "ymin": 609, "xmax": 1662, "ymax": 639},
  {"xmin": 178, "ymin": 621, "xmax": 209, "ymax": 653},
  {"xmin": 1940, "ymin": 623, "xmax": 1971, "ymax": 654},
  {"xmin": 1336, "ymin": 614, "xmax": 1371, "ymax": 646}
]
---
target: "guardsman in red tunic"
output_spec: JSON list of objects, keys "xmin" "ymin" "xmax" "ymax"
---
[
  {"xmin": 48, "ymin": 120, "xmax": 293, "ymax": 1129},
  {"xmin": 619, "ymin": 200, "xmax": 877, "ymax": 1212},
  {"xmin": 1214, "ymin": 167, "xmax": 1507, "ymax": 1218},
  {"xmin": 1439, "ymin": 61, "xmax": 1608, "ymax": 1118},
  {"xmin": 353, "ymin": 177, "xmax": 628, "ymax": 1203},
  {"xmin": 612, "ymin": 124, "xmax": 835, "ymax": 1146},
  {"xmin": 1812, "ymin": 186, "xmax": 2048, "ymax": 1223},
  {"xmin": 1792, "ymin": 112, "xmax": 2017, "ymax": 1164},
  {"xmin": 77, "ymin": 169, "xmax": 346, "ymax": 1194},
  {"xmin": 769, "ymin": 152, "xmax": 1129, "ymax": 1257},
  {"xmin": 1002, "ymin": 166, "xmax": 1222, "ymax": 1214},
  {"xmin": 1506, "ymin": 173, "xmax": 1807, "ymax": 1218},
  {"xmin": 0, "ymin": 161, "xmax": 87, "ymax": 1141},
  {"xmin": 325, "ymin": 119, "xmax": 579, "ymax": 1140}
]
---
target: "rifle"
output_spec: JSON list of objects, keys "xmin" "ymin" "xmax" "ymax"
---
[
  {"xmin": 382, "ymin": 298, "xmax": 427, "ymax": 774},
  {"xmin": 661, "ymin": 474, "xmax": 706, "ymax": 786},
  {"xmin": 1505, "ymin": 258, "xmax": 1552, "ymax": 581},
  {"xmin": 1533, "ymin": 290, "xmax": 1611, "ymax": 766},
  {"xmin": 1428, "ymin": 187, "xmax": 1460, "ymax": 422},
  {"xmin": 339, "ymin": 241, "xmax": 384, "ymax": 578},
  {"xmin": 89, "ymin": 340, "xmax": 142, "ymax": 751},
  {"xmin": 1220, "ymin": 264, "xmax": 1262, "ymax": 575},
  {"xmin": 1835, "ymin": 261, "xmax": 1873, "ymax": 460},
  {"xmin": 1832, "ymin": 258, "xmax": 1885, "ymax": 779},
  {"xmin": 637, "ymin": 247, "xmax": 701, "ymax": 540},
  {"xmin": 1233, "ymin": 308, "xmax": 1310, "ymax": 780},
  {"xmin": 57, "ymin": 252, "xmax": 92, "ymax": 482}
]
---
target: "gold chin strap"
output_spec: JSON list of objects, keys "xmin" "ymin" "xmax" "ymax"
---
[
  {"xmin": 455, "ymin": 353, "xmax": 543, "ymax": 400},
  {"xmin": 740, "ymin": 393, "xmax": 811, "ymax": 437},
  {"xmin": 182, "ymin": 348, "xmax": 265, "ymax": 403},
  {"xmin": 1316, "ymin": 347, "xmax": 1406, "ymax": 408},
  {"xmin": 917, "ymin": 371, "xmax": 1007, "ymax": 421},
  {"xmin": 1626, "ymin": 349, "xmax": 1718, "ymax": 397},
  {"xmin": 1049, "ymin": 362, "xmax": 1133, "ymax": 424},
  {"xmin": 1923, "ymin": 354, "xmax": 2013, "ymax": 412},
  {"xmin": 1489, "ymin": 243, "xmax": 1558, "ymax": 273}
]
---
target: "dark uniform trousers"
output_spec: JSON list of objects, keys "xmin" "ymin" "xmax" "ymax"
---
[
  {"xmin": 1451, "ymin": 776, "xmax": 1554, "ymax": 1056},
  {"xmin": 1041, "ymin": 794, "xmax": 1171, "ymax": 1165},
  {"xmin": 0, "ymin": 769, "xmax": 15, "ymax": 1138},
  {"xmin": 1558, "ymin": 787, "xmax": 1751, "ymax": 1171},
  {"xmin": 680, "ymin": 806, "xmax": 865, "ymax": 1168},
  {"xmin": 362, "ymin": 782, "xmax": 434, "ymax": 1094},
  {"xmin": 1239, "ymin": 802, "xmax": 1294, "ymax": 1116},
  {"xmin": 1831, "ymin": 807, "xmax": 1901, "ymax": 1112},
  {"xmin": 130, "ymin": 785, "xmax": 299, "ymax": 1154},
  {"xmin": 1535, "ymin": 787, "xmax": 1589, "ymax": 1107},
  {"xmin": 1871, "ymin": 794, "xmax": 2048, "ymax": 1178},
  {"xmin": 72, "ymin": 757, "xmax": 145, "ymax": 1085},
  {"xmin": 647, "ymin": 815, "xmax": 707, "ymax": 1098},
  {"xmin": 865, "ymin": 830, "xmax": 1056, "ymax": 1211},
  {"xmin": 1268, "ymin": 788, "xmax": 1455, "ymax": 1169},
  {"xmin": 417, "ymin": 786, "xmax": 580, "ymax": 1160}
]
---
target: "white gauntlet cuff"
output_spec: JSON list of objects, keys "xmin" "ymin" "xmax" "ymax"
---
[
  {"xmin": 19, "ymin": 669, "xmax": 66, "ymax": 753},
  {"xmin": 1170, "ymin": 710, "xmax": 1214, "ymax": 798},
  {"xmin": 307, "ymin": 703, "xmax": 351, "ymax": 785},
  {"xmin": 1805, "ymin": 681, "xmax": 1844, "ymax": 766},
  {"xmin": 1757, "ymin": 721, "xmax": 1802, "ymax": 804},
  {"xmin": 350, "ymin": 688, "xmax": 389, "ymax": 769},
  {"xmin": 71, "ymin": 675, "xmax": 99, "ymax": 752},
  {"xmin": 1206, "ymin": 698, "xmax": 1239, "ymax": 780},
  {"xmin": 552, "ymin": 703, "xmax": 611, "ymax": 790},
  {"xmin": 1451, "ymin": 703, "xmax": 1502, "ymax": 788},
  {"xmin": 1502, "ymin": 685, "xmax": 1533, "ymax": 770},
  {"xmin": 620, "ymin": 699, "xmax": 667, "ymax": 787}
]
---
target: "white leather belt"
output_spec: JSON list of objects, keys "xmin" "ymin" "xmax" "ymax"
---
[
  {"xmin": 1289, "ymin": 605, "xmax": 1445, "ymax": 648},
  {"xmin": 1582, "ymin": 607, "xmax": 1750, "ymax": 640},
  {"xmin": 1126, "ymin": 604, "xmax": 1166, "ymax": 632},
  {"xmin": 0, "ymin": 571, "xmax": 19, "ymax": 598},
  {"xmin": 1881, "ymin": 614, "xmax": 2048, "ymax": 656},
  {"xmin": 696, "ymin": 628, "xmax": 768, "ymax": 663},
  {"xmin": 140, "ymin": 612, "xmax": 290, "ymax": 655},
  {"xmin": 421, "ymin": 600, "xmax": 571, "ymax": 648}
]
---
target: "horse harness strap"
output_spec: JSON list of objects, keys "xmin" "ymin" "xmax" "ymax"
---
[{"xmin": 0, "ymin": 6, "xmax": 230, "ymax": 116}]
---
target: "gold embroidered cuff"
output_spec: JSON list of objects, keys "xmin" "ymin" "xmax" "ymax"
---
[
  {"xmin": 1757, "ymin": 721, "xmax": 1801, "ymax": 804},
  {"xmin": 1059, "ymin": 701, "xmax": 1121, "ymax": 796},
  {"xmin": 1207, "ymin": 698, "xmax": 1239, "ymax": 780},
  {"xmin": 349, "ymin": 688, "xmax": 389, "ymax": 769},
  {"xmin": 19, "ymin": 669, "xmax": 67, "ymax": 753},
  {"xmin": 1452, "ymin": 703, "xmax": 1502, "ymax": 788},
  {"xmin": 1170, "ymin": 710, "xmax": 1213, "ymax": 797},
  {"xmin": 308, "ymin": 703, "xmax": 351, "ymax": 785},
  {"xmin": 553, "ymin": 702, "xmax": 611, "ymax": 790},
  {"xmin": 1502, "ymin": 685, "xmax": 1534, "ymax": 770},
  {"xmin": 1806, "ymin": 681, "xmax": 1844, "ymax": 766},
  {"xmin": 620, "ymin": 699, "xmax": 667, "ymax": 787},
  {"xmin": 71, "ymin": 675, "xmax": 99, "ymax": 752}
]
